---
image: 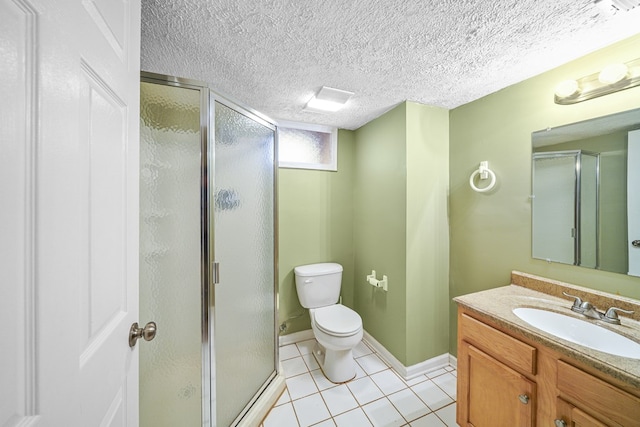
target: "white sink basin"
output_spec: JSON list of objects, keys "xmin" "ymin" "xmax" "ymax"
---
[{"xmin": 512, "ymin": 307, "xmax": 640, "ymax": 359}]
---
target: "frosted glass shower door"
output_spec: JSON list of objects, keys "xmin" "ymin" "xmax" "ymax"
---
[
  {"xmin": 139, "ymin": 81, "xmax": 203, "ymax": 426},
  {"xmin": 213, "ymin": 101, "xmax": 277, "ymax": 426}
]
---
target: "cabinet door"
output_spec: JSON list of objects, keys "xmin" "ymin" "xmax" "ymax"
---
[
  {"xmin": 458, "ymin": 342, "xmax": 536, "ymax": 427},
  {"xmin": 557, "ymin": 398, "xmax": 608, "ymax": 427},
  {"xmin": 557, "ymin": 360, "xmax": 640, "ymax": 426}
]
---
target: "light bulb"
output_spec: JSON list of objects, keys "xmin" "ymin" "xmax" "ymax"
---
[
  {"xmin": 598, "ymin": 63, "xmax": 628, "ymax": 84},
  {"xmin": 554, "ymin": 80, "xmax": 580, "ymax": 98}
]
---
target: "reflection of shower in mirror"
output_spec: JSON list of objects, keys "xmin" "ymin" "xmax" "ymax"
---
[{"xmin": 531, "ymin": 107, "xmax": 640, "ymax": 277}]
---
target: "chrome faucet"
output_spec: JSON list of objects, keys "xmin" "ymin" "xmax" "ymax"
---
[
  {"xmin": 562, "ymin": 292, "xmax": 634, "ymax": 325},
  {"xmin": 577, "ymin": 301, "xmax": 604, "ymax": 320}
]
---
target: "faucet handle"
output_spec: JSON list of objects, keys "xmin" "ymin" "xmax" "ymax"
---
[
  {"xmin": 603, "ymin": 307, "xmax": 634, "ymax": 325},
  {"xmin": 562, "ymin": 291, "xmax": 584, "ymax": 313}
]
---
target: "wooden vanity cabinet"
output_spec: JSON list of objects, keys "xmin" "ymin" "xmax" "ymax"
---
[
  {"xmin": 557, "ymin": 398, "xmax": 608, "ymax": 427},
  {"xmin": 555, "ymin": 360, "xmax": 640, "ymax": 426},
  {"xmin": 457, "ymin": 311, "xmax": 538, "ymax": 426},
  {"xmin": 457, "ymin": 307, "xmax": 640, "ymax": 427},
  {"xmin": 459, "ymin": 342, "xmax": 536, "ymax": 426}
]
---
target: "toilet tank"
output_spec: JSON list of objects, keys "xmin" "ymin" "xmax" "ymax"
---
[{"xmin": 294, "ymin": 263, "xmax": 343, "ymax": 309}]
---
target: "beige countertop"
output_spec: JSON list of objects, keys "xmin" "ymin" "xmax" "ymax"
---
[{"xmin": 454, "ymin": 273, "xmax": 640, "ymax": 389}]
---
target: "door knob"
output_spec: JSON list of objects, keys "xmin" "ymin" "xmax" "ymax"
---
[
  {"xmin": 518, "ymin": 394, "xmax": 530, "ymax": 404},
  {"xmin": 554, "ymin": 420, "xmax": 567, "ymax": 427},
  {"xmin": 632, "ymin": 240, "xmax": 640, "ymax": 247},
  {"xmin": 129, "ymin": 321, "xmax": 157, "ymax": 347}
]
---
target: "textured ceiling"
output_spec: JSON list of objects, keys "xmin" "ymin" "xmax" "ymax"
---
[{"xmin": 141, "ymin": 0, "xmax": 640, "ymax": 130}]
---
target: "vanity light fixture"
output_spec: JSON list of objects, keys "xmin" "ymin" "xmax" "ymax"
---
[
  {"xmin": 554, "ymin": 57, "xmax": 640, "ymax": 105},
  {"xmin": 304, "ymin": 86, "xmax": 354, "ymax": 113},
  {"xmin": 594, "ymin": 0, "xmax": 640, "ymax": 14}
]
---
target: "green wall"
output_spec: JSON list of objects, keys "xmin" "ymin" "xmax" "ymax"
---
[
  {"xmin": 353, "ymin": 103, "xmax": 409, "ymax": 363},
  {"xmin": 449, "ymin": 34, "xmax": 640, "ymax": 355},
  {"xmin": 352, "ymin": 102, "xmax": 450, "ymax": 365},
  {"xmin": 405, "ymin": 103, "xmax": 450, "ymax": 364},
  {"xmin": 278, "ymin": 129, "xmax": 355, "ymax": 334}
]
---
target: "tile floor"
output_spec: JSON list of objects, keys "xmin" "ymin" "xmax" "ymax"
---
[{"xmin": 261, "ymin": 339, "xmax": 458, "ymax": 427}]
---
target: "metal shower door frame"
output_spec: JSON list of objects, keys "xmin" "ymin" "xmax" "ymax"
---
[{"xmin": 139, "ymin": 71, "xmax": 280, "ymax": 427}]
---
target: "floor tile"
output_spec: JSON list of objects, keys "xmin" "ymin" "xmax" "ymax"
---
[
  {"xmin": 302, "ymin": 353, "xmax": 320, "ymax": 371},
  {"xmin": 362, "ymin": 397, "xmax": 405, "ymax": 427},
  {"xmin": 263, "ymin": 402, "xmax": 299, "ymax": 427},
  {"xmin": 405, "ymin": 374, "xmax": 429, "ymax": 386},
  {"xmin": 354, "ymin": 362, "xmax": 367, "ymax": 380},
  {"xmin": 432, "ymin": 373, "xmax": 456, "ymax": 399},
  {"xmin": 274, "ymin": 341, "xmax": 458, "ymax": 427},
  {"xmin": 286, "ymin": 372, "xmax": 319, "ymax": 400},
  {"xmin": 409, "ymin": 413, "xmax": 446, "ymax": 427},
  {"xmin": 282, "ymin": 357, "xmax": 310, "ymax": 378},
  {"xmin": 411, "ymin": 380, "xmax": 453, "ymax": 411},
  {"xmin": 280, "ymin": 344, "xmax": 302, "ymax": 361},
  {"xmin": 296, "ymin": 339, "xmax": 316, "ymax": 355},
  {"xmin": 355, "ymin": 353, "xmax": 388, "ymax": 375},
  {"xmin": 346, "ymin": 376, "xmax": 384, "ymax": 405},
  {"xmin": 321, "ymin": 384, "xmax": 359, "ymax": 416},
  {"xmin": 434, "ymin": 403, "xmax": 457, "ymax": 427},
  {"xmin": 353, "ymin": 341, "xmax": 373, "ymax": 358},
  {"xmin": 387, "ymin": 388, "xmax": 431, "ymax": 422},
  {"xmin": 275, "ymin": 388, "xmax": 291, "ymax": 406},
  {"xmin": 310, "ymin": 369, "xmax": 337, "ymax": 392},
  {"xmin": 292, "ymin": 393, "xmax": 331, "ymax": 427},
  {"xmin": 313, "ymin": 419, "xmax": 336, "ymax": 427},
  {"xmin": 425, "ymin": 368, "xmax": 448, "ymax": 379},
  {"xmin": 370, "ymin": 369, "xmax": 407, "ymax": 395},
  {"xmin": 334, "ymin": 407, "xmax": 373, "ymax": 427}
]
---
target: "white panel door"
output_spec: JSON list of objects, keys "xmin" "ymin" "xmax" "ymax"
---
[
  {"xmin": 0, "ymin": 0, "xmax": 141, "ymax": 426},
  {"xmin": 628, "ymin": 129, "xmax": 640, "ymax": 277}
]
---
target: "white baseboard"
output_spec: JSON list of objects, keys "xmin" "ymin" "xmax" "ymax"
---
[
  {"xmin": 280, "ymin": 328, "xmax": 453, "ymax": 381},
  {"xmin": 448, "ymin": 354, "xmax": 457, "ymax": 368},
  {"xmin": 362, "ymin": 330, "xmax": 451, "ymax": 381},
  {"xmin": 279, "ymin": 329, "xmax": 314, "ymax": 347}
]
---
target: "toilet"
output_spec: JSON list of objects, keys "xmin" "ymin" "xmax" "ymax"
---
[{"xmin": 294, "ymin": 263, "xmax": 363, "ymax": 383}]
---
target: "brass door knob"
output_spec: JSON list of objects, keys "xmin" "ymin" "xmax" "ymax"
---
[{"xmin": 129, "ymin": 321, "xmax": 157, "ymax": 348}]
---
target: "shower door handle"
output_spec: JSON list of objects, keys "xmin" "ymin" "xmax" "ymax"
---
[{"xmin": 213, "ymin": 262, "xmax": 220, "ymax": 284}]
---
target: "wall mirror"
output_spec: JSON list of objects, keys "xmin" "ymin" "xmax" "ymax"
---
[{"xmin": 531, "ymin": 108, "xmax": 640, "ymax": 277}]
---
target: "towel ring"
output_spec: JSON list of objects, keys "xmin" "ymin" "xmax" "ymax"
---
[{"xmin": 469, "ymin": 161, "xmax": 496, "ymax": 193}]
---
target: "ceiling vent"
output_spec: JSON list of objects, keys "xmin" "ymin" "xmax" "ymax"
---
[{"xmin": 595, "ymin": 0, "xmax": 640, "ymax": 12}]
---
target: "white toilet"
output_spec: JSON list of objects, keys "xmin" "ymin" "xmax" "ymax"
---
[{"xmin": 294, "ymin": 263, "xmax": 363, "ymax": 383}]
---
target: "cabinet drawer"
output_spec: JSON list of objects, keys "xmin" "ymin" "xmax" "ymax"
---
[
  {"xmin": 557, "ymin": 360, "xmax": 640, "ymax": 427},
  {"xmin": 460, "ymin": 313, "xmax": 536, "ymax": 375}
]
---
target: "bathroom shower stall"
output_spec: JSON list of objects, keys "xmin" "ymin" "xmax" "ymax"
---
[
  {"xmin": 532, "ymin": 150, "xmax": 599, "ymax": 267},
  {"xmin": 139, "ymin": 73, "xmax": 279, "ymax": 426}
]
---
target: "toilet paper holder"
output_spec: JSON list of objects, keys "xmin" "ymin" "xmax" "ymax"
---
[{"xmin": 367, "ymin": 270, "xmax": 388, "ymax": 291}]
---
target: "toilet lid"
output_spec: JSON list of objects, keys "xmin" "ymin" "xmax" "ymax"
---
[{"xmin": 314, "ymin": 305, "xmax": 362, "ymax": 336}]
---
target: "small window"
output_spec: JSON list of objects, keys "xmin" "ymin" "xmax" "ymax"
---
[{"xmin": 277, "ymin": 121, "xmax": 337, "ymax": 171}]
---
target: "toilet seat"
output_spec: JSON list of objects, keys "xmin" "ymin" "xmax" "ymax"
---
[{"xmin": 313, "ymin": 305, "xmax": 362, "ymax": 337}]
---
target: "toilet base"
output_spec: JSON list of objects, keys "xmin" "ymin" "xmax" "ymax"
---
[{"xmin": 312, "ymin": 342, "xmax": 356, "ymax": 384}]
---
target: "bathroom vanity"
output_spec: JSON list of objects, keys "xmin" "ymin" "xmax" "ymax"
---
[{"xmin": 454, "ymin": 272, "xmax": 640, "ymax": 427}]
